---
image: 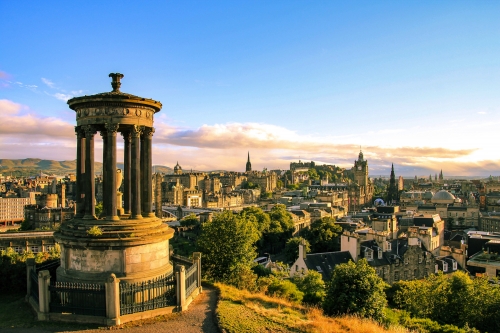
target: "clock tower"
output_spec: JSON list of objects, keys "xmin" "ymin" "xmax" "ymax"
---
[{"xmin": 353, "ymin": 150, "xmax": 368, "ymax": 187}]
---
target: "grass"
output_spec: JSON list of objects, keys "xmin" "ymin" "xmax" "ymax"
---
[
  {"xmin": 215, "ymin": 283, "xmax": 409, "ymax": 333},
  {"xmin": 0, "ymin": 292, "xmax": 101, "ymax": 331}
]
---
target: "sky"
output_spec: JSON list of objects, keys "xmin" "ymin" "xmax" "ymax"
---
[{"xmin": 1, "ymin": 1, "xmax": 499, "ymax": 177}]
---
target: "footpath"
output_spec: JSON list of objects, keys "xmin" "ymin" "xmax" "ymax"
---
[{"xmin": 3, "ymin": 286, "xmax": 219, "ymax": 333}]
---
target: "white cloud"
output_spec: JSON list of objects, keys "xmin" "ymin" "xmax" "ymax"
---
[
  {"xmin": 41, "ymin": 77, "xmax": 55, "ymax": 88},
  {"xmin": 53, "ymin": 93, "xmax": 73, "ymax": 102}
]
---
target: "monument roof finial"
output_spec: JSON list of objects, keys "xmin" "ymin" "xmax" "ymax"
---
[{"xmin": 109, "ymin": 73, "xmax": 124, "ymax": 92}]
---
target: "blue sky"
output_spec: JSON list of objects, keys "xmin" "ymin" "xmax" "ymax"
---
[{"xmin": 1, "ymin": 1, "xmax": 499, "ymax": 176}]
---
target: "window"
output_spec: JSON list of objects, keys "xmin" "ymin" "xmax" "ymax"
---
[
  {"xmin": 414, "ymin": 269, "xmax": 417, "ymax": 278},
  {"xmin": 31, "ymin": 246, "xmax": 39, "ymax": 253},
  {"xmin": 453, "ymin": 260, "xmax": 457, "ymax": 270},
  {"xmin": 394, "ymin": 271, "xmax": 399, "ymax": 281},
  {"xmin": 418, "ymin": 256, "xmax": 423, "ymax": 264},
  {"xmin": 443, "ymin": 262, "xmax": 448, "ymax": 272},
  {"xmin": 435, "ymin": 264, "xmax": 438, "ymax": 273},
  {"xmin": 378, "ymin": 250, "xmax": 383, "ymax": 259},
  {"xmin": 387, "ymin": 242, "xmax": 392, "ymax": 251},
  {"xmin": 365, "ymin": 249, "xmax": 373, "ymax": 260},
  {"xmin": 14, "ymin": 246, "xmax": 22, "ymax": 253},
  {"xmin": 404, "ymin": 271, "xmax": 408, "ymax": 279}
]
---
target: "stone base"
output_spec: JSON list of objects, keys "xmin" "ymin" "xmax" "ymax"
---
[{"xmin": 54, "ymin": 216, "xmax": 174, "ymax": 284}]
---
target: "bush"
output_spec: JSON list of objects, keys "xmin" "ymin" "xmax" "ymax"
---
[{"xmin": 267, "ymin": 278, "xmax": 303, "ymax": 303}]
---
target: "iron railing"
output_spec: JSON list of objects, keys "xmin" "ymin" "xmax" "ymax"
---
[
  {"xmin": 49, "ymin": 282, "xmax": 106, "ymax": 316},
  {"xmin": 30, "ymin": 268, "xmax": 39, "ymax": 304},
  {"xmin": 185, "ymin": 262, "xmax": 198, "ymax": 296},
  {"xmin": 119, "ymin": 273, "xmax": 176, "ymax": 315}
]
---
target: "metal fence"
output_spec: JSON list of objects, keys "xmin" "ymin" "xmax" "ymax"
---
[
  {"xmin": 119, "ymin": 273, "xmax": 176, "ymax": 315},
  {"xmin": 30, "ymin": 268, "xmax": 39, "ymax": 304},
  {"xmin": 185, "ymin": 262, "xmax": 198, "ymax": 296},
  {"xmin": 49, "ymin": 282, "xmax": 106, "ymax": 316}
]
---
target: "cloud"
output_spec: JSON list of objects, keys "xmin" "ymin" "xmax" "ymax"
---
[
  {"xmin": 0, "ymin": 99, "xmax": 74, "ymax": 138},
  {"xmin": 41, "ymin": 78, "xmax": 55, "ymax": 88},
  {"xmin": 0, "ymin": 103, "xmax": 493, "ymax": 176},
  {"xmin": 478, "ymin": 111, "xmax": 487, "ymax": 115},
  {"xmin": 53, "ymin": 93, "xmax": 73, "ymax": 102}
]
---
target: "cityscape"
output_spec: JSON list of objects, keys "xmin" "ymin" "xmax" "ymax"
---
[{"xmin": 1, "ymin": 2, "xmax": 500, "ymax": 333}]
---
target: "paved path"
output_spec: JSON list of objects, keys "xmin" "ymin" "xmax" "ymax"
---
[{"xmin": 4, "ymin": 287, "xmax": 219, "ymax": 333}]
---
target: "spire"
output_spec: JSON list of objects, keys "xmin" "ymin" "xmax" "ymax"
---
[{"xmin": 246, "ymin": 152, "xmax": 252, "ymax": 172}]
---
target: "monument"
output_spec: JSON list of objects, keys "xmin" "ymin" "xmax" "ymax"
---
[{"xmin": 54, "ymin": 73, "xmax": 174, "ymax": 284}]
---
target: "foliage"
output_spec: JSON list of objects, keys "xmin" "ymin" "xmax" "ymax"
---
[
  {"xmin": 323, "ymin": 259, "xmax": 388, "ymax": 321},
  {"xmin": 392, "ymin": 271, "xmax": 500, "ymax": 332},
  {"xmin": 180, "ymin": 213, "xmax": 200, "ymax": 228},
  {"xmin": 215, "ymin": 282, "xmax": 408, "ymax": 333},
  {"xmin": 308, "ymin": 168, "xmax": 319, "ymax": 180},
  {"xmin": 266, "ymin": 204, "xmax": 295, "ymax": 253},
  {"xmin": 19, "ymin": 220, "xmax": 32, "ymax": 231},
  {"xmin": 242, "ymin": 181, "xmax": 260, "ymax": 189},
  {"xmin": 382, "ymin": 308, "xmax": 480, "ymax": 333},
  {"xmin": 266, "ymin": 278, "xmax": 304, "ymax": 303},
  {"xmin": 240, "ymin": 206, "xmax": 270, "ymax": 252},
  {"xmin": 0, "ymin": 246, "xmax": 61, "ymax": 294},
  {"xmin": 95, "ymin": 201, "xmax": 104, "ymax": 217},
  {"xmin": 261, "ymin": 191, "xmax": 273, "ymax": 199},
  {"xmin": 86, "ymin": 225, "xmax": 103, "ymax": 237},
  {"xmin": 303, "ymin": 217, "xmax": 342, "ymax": 253},
  {"xmin": 283, "ymin": 237, "xmax": 310, "ymax": 263},
  {"xmin": 286, "ymin": 184, "xmax": 299, "ymax": 190},
  {"xmin": 197, "ymin": 210, "xmax": 260, "ymax": 284},
  {"xmin": 292, "ymin": 270, "xmax": 326, "ymax": 305}
]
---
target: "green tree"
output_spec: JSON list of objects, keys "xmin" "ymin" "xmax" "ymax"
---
[
  {"xmin": 197, "ymin": 211, "xmax": 260, "ymax": 284},
  {"xmin": 284, "ymin": 237, "xmax": 310, "ymax": 263},
  {"xmin": 308, "ymin": 168, "xmax": 319, "ymax": 180},
  {"xmin": 180, "ymin": 213, "xmax": 200, "ymax": 228},
  {"xmin": 323, "ymin": 259, "xmax": 387, "ymax": 321},
  {"xmin": 267, "ymin": 204, "xmax": 295, "ymax": 253},
  {"xmin": 304, "ymin": 217, "xmax": 342, "ymax": 253},
  {"xmin": 293, "ymin": 270, "xmax": 325, "ymax": 305}
]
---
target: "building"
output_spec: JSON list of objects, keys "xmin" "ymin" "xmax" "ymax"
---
[{"xmin": 0, "ymin": 196, "xmax": 34, "ymax": 226}]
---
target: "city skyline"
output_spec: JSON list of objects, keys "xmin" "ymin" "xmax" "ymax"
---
[{"xmin": 1, "ymin": 1, "xmax": 499, "ymax": 176}]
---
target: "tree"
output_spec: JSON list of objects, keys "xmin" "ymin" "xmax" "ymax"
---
[
  {"xmin": 267, "ymin": 204, "xmax": 295, "ymax": 253},
  {"xmin": 293, "ymin": 270, "xmax": 325, "ymax": 305},
  {"xmin": 197, "ymin": 211, "xmax": 260, "ymax": 284},
  {"xmin": 284, "ymin": 237, "xmax": 310, "ymax": 263},
  {"xmin": 323, "ymin": 259, "xmax": 387, "ymax": 321},
  {"xmin": 180, "ymin": 213, "xmax": 200, "ymax": 228},
  {"xmin": 304, "ymin": 217, "xmax": 342, "ymax": 253}
]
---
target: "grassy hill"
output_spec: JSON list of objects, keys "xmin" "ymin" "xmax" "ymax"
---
[
  {"xmin": 0, "ymin": 158, "xmax": 174, "ymax": 176},
  {"xmin": 215, "ymin": 283, "xmax": 407, "ymax": 333}
]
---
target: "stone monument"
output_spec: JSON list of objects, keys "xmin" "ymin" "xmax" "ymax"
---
[{"xmin": 54, "ymin": 73, "xmax": 174, "ymax": 284}]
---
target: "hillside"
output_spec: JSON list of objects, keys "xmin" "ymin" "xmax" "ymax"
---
[
  {"xmin": 215, "ymin": 283, "xmax": 407, "ymax": 333},
  {"xmin": 0, "ymin": 159, "xmax": 173, "ymax": 176}
]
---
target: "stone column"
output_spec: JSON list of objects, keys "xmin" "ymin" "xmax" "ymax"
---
[
  {"xmin": 105, "ymin": 273, "xmax": 120, "ymax": 326},
  {"xmin": 122, "ymin": 131, "xmax": 131, "ymax": 215},
  {"xmin": 83, "ymin": 125, "xmax": 97, "ymax": 219},
  {"xmin": 105, "ymin": 123, "xmax": 120, "ymax": 221},
  {"xmin": 75, "ymin": 126, "xmax": 86, "ymax": 218},
  {"xmin": 176, "ymin": 265, "xmax": 186, "ymax": 310},
  {"xmin": 131, "ymin": 125, "xmax": 143, "ymax": 219},
  {"xmin": 37, "ymin": 270, "xmax": 51, "ymax": 320},
  {"xmin": 100, "ymin": 129, "xmax": 108, "ymax": 219},
  {"xmin": 142, "ymin": 127, "xmax": 155, "ymax": 217}
]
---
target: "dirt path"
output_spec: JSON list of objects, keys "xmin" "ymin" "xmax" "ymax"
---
[{"xmin": 3, "ymin": 286, "xmax": 219, "ymax": 333}]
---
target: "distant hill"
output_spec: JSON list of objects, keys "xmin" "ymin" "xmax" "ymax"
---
[{"xmin": 0, "ymin": 159, "xmax": 174, "ymax": 177}]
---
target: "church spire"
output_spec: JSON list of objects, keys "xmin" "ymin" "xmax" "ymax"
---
[{"xmin": 246, "ymin": 152, "xmax": 252, "ymax": 172}]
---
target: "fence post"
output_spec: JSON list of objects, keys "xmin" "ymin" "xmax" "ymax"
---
[
  {"xmin": 26, "ymin": 258, "xmax": 35, "ymax": 301},
  {"xmin": 176, "ymin": 265, "xmax": 186, "ymax": 311},
  {"xmin": 37, "ymin": 270, "xmax": 51, "ymax": 320},
  {"xmin": 105, "ymin": 273, "xmax": 120, "ymax": 326},
  {"xmin": 193, "ymin": 252, "xmax": 202, "ymax": 293}
]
